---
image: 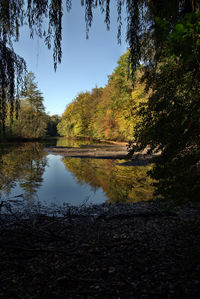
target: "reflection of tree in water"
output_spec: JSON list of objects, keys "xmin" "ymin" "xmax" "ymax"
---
[
  {"xmin": 0, "ymin": 143, "xmax": 47, "ymax": 201},
  {"xmin": 56, "ymin": 137, "xmax": 101, "ymax": 148},
  {"xmin": 62, "ymin": 158, "xmax": 154, "ymax": 203}
]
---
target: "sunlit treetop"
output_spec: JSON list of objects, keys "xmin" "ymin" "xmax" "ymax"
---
[{"xmin": 0, "ymin": 0, "xmax": 199, "ymax": 131}]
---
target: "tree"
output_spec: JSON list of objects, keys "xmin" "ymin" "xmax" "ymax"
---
[
  {"xmin": 21, "ymin": 72, "xmax": 45, "ymax": 113},
  {"xmin": 15, "ymin": 104, "xmax": 47, "ymax": 138},
  {"xmin": 12, "ymin": 71, "xmax": 47, "ymax": 138},
  {"xmin": 58, "ymin": 88, "xmax": 104, "ymax": 138}
]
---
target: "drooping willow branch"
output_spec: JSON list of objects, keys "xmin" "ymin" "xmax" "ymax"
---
[{"xmin": 0, "ymin": 41, "xmax": 26, "ymax": 132}]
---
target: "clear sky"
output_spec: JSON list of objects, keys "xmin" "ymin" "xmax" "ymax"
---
[{"xmin": 14, "ymin": 2, "xmax": 127, "ymax": 116}]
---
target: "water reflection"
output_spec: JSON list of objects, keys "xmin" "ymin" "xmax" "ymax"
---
[
  {"xmin": 62, "ymin": 158, "xmax": 154, "ymax": 203},
  {"xmin": 0, "ymin": 141, "xmax": 154, "ymax": 205},
  {"xmin": 56, "ymin": 137, "xmax": 110, "ymax": 148},
  {"xmin": 0, "ymin": 143, "xmax": 47, "ymax": 201}
]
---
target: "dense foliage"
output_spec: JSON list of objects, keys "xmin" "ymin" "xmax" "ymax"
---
[
  {"xmin": 130, "ymin": 9, "xmax": 200, "ymax": 203},
  {"xmin": 58, "ymin": 52, "xmax": 148, "ymax": 141},
  {"xmin": 2, "ymin": 71, "xmax": 59, "ymax": 139}
]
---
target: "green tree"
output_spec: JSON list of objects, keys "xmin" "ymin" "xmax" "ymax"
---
[
  {"xmin": 11, "ymin": 71, "xmax": 47, "ymax": 138},
  {"xmin": 21, "ymin": 72, "xmax": 45, "ymax": 113},
  {"xmin": 15, "ymin": 104, "xmax": 47, "ymax": 138}
]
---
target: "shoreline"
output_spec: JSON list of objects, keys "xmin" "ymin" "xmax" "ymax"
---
[{"xmin": 45, "ymin": 144, "xmax": 157, "ymax": 165}]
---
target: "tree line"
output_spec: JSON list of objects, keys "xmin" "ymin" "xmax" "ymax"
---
[
  {"xmin": 1, "ymin": 72, "xmax": 60, "ymax": 139},
  {"xmin": 58, "ymin": 51, "xmax": 148, "ymax": 141}
]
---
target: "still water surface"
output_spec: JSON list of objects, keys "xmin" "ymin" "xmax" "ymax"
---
[{"xmin": 0, "ymin": 139, "xmax": 154, "ymax": 206}]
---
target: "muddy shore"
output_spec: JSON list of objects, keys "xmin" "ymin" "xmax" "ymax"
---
[
  {"xmin": 0, "ymin": 200, "xmax": 200, "ymax": 298},
  {"xmin": 45, "ymin": 144, "xmax": 157, "ymax": 164}
]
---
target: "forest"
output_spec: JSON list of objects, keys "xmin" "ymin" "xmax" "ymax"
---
[
  {"xmin": 1, "ymin": 72, "xmax": 60, "ymax": 139},
  {"xmin": 58, "ymin": 51, "xmax": 147, "ymax": 141}
]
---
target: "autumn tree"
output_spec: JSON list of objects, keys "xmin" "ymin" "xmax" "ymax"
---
[
  {"xmin": 58, "ymin": 51, "xmax": 148, "ymax": 142},
  {"xmin": 58, "ymin": 88, "xmax": 103, "ymax": 138}
]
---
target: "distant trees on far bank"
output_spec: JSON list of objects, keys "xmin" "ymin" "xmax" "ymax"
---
[
  {"xmin": 1, "ymin": 72, "xmax": 60, "ymax": 139},
  {"xmin": 58, "ymin": 52, "xmax": 148, "ymax": 142}
]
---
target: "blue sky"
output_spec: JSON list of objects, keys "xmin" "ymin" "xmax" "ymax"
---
[{"xmin": 14, "ymin": 2, "xmax": 127, "ymax": 116}]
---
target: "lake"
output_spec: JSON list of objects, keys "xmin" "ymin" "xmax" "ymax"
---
[{"xmin": 0, "ymin": 139, "xmax": 154, "ymax": 206}]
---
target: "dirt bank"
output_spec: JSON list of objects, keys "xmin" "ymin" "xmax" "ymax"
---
[
  {"xmin": 45, "ymin": 144, "xmax": 128, "ymax": 159},
  {"xmin": 0, "ymin": 201, "xmax": 200, "ymax": 298},
  {"xmin": 45, "ymin": 144, "xmax": 157, "ymax": 163}
]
